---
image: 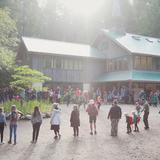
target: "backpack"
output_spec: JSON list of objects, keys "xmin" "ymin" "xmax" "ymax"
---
[{"xmin": 87, "ymin": 105, "xmax": 98, "ymax": 116}]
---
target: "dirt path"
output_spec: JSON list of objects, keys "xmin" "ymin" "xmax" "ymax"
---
[{"xmin": 0, "ymin": 104, "xmax": 160, "ymax": 160}]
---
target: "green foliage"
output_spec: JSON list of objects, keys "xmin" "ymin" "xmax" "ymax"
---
[
  {"xmin": 11, "ymin": 65, "xmax": 51, "ymax": 90},
  {"xmin": 1, "ymin": 0, "xmax": 160, "ymax": 50},
  {"xmin": 0, "ymin": 7, "xmax": 18, "ymax": 48},
  {"xmin": 0, "ymin": 8, "xmax": 18, "ymax": 87},
  {"xmin": 0, "ymin": 99, "xmax": 52, "ymax": 115}
]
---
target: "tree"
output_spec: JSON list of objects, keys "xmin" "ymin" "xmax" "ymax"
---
[
  {"xmin": 0, "ymin": 8, "xmax": 18, "ymax": 87},
  {"xmin": 11, "ymin": 65, "xmax": 51, "ymax": 90}
]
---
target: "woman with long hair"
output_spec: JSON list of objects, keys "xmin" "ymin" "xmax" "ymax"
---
[{"xmin": 31, "ymin": 106, "xmax": 43, "ymax": 143}]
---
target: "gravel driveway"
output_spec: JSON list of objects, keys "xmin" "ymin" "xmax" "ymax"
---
[{"xmin": 0, "ymin": 104, "xmax": 160, "ymax": 160}]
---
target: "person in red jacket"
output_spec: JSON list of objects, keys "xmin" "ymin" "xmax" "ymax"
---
[{"xmin": 86, "ymin": 99, "xmax": 98, "ymax": 135}]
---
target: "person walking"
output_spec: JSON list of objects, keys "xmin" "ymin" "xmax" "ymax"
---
[
  {"xmin": 86, "ymin": 99, "xmax": 98, "ymax": 135},
  {"xmin": 70, "ymin": 105, "xmax": 80, "ymax": 137},
  {"xmin": 31, "ymin": 106, "xmax": 43, "ymax": 143},
  {"xmin": 50, "ymin": 103, "xmax": 61, "ymax": 139},
  {"xmin": 0, "ymin": 108, "xmax": 7, "ymax": 144},
  {"xmin": 142, "ymin": 102, "xmax": 150, "ymax": 130},
  {"xmin": 108, "ymin": 100, "xmax": 122, "ymax": 137},
  {"xmin": 8, "ymin": 105, "xmax": 19, "ymax": 145}
]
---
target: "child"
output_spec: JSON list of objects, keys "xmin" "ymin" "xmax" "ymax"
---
[
  {"xmin": 70, "ymin": 105, "xmax": 80, "ymax": 136},
  {"xmin": 50, "ymin": 103, "xmax": 61, "ymax": 139},
  {"xmin": 132, "ymin": 111, "xmax": 140, "ymax": 132},
  {"xmin": 124, "ymin": 113, "xmax": 132, "ymax": 134},
  {"xmin": 31, "ymin": 106, "xmax": 43, "ymax": 143},
  {"xmin": 86, "ymin": 99, "xmax": 98, "ymax": 135},
  {"xmin": 135, "ymin": 102, "xmax": 141, "ymax": 116},
  {"xmin": 0, "ymin": 108, "xmax": 7, "ymax": 144},
  {"xmin": 8, "ymin": 105, "xmax": 19, "ymax": 145}
]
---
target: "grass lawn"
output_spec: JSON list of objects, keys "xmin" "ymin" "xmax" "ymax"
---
[{"xmin": 0, "ymin": 100, "xmax": 52, "ymax": 115}]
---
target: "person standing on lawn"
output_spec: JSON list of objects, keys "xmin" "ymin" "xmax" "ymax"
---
[
  {"xmin": 70, "ymin": 105, "xmax": 80, "ymax": 137},
  {"xmin": 108, "ymin": 100, "xmax": 122, "ymax": 137},
  {"xmin": 86, "ymin": 99, "xmax": 98, "ymax": 135},
  {"xmin": 8, "ymin": 105, "xmax": 19, "ymax": 145},
  {"xmin": 50, "ymin": 103, "xmax": 61, "ymax": 139},
  {"xmin": 0, "ymin": 108, "xmax": 7, "ymax": 144},
  {"xmin": 31, "ymin": 106, "xmax": 43, "ymax": 143}
]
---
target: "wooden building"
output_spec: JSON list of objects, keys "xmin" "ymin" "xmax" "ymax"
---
[{"xmin": 17, "ymin": 29, "xmax": 160, "ymax": 91}]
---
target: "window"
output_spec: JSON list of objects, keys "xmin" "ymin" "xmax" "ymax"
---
[
  {"xmin": 141, "ymin": 56, "xmax": 146, "ymax": 69},
  {"xmin": 147, "ymin": 57, "xmax": 152, "ymax": 70},
  {"xmin": 78, "ymin": 61, "xmax": 83, "ymax": 70},
  {"xmin": 56, "ymin": 57, "xmax": 61, "ymax": 69},
  {"xmin": 61, "ymin": 59, "xmax": 64, "ymax": 69},
  {"xmin": 134, "ymin": 56, "xmax": 141, "ymax": 69},
  {"xmin": 74, "ymin": 60, "xmax": 79, "ymax": 70},
  {"xmin": 45, "ymin": 57, "xmax": 83, "ymax": 71},
  {"xmin": 124, "ymin": 58, "xmax": 129, "ymax": 69},
  {"xmin": 154, "ymin": 58, "xmax": 160, "ymax": 70},
  {"xmin": 106, "ymin": 57, "xmax": 129, "ymax": 72},
  {"xmin": 68, "ymin": 60, "xmax": 73, "ymax": 70},
  {"xmin": 44, "ymin": 57, "xmax": 52, "ymax": 69},
  {"xmin": 134, "ymin": 56, "xmax": 153, "ymax": 70},
  {"xmin": 64, "ymin": 59, "xmax": 68, "ymax": 69},
  {"xmin": 51, "ymin": 57, "xmax": 56, "ymax": 69}
]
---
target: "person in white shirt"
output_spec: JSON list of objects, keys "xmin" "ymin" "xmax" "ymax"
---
[{"xmin": 50, "ymin": 103, "xmax": 61, "ymax": 139}]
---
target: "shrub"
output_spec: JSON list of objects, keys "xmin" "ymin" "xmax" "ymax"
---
[{"xmin": 0, "ymin": 99, "xmax": 52, "ymax": 115}]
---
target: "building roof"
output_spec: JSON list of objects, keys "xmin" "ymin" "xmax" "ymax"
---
[
  {"xmin": 103, "ymin": 30, "xmax": 160, "ymax": 56},
  {"xmin": 97, "ymin": 70, "xmax": 160, "ymax": 82},
  {"xmin": 22, "ymin": 37, "xmax": 105, "ymax": 59}
]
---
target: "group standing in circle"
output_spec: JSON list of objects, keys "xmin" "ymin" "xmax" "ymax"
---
[{"xmin": 0, "ymin": 99, "xmax": 151, "ymax": 145}]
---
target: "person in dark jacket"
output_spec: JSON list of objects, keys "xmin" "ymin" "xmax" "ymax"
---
[
  {"xmin": 108, "ymin": 100, "xmax": 122, "ymax": 136},
  {"xmin": 142, "ymin": 102, "xmax": 149, "ymax": 130},
  {"xmin": 31, "ymin": 106, "xmax": 43, "ymax": 143},
  {"xmin": 70, "ymin": 105, "xmax": 80, "ymax": 136}
]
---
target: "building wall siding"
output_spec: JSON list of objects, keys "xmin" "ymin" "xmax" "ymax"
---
[{"xmin": 30, "ymin": 54, "xmax": 105, "ymax": 83}]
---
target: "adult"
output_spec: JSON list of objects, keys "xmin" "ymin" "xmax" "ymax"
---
[
  {"xmin": 70, "ymin": 105, "xmax": 80, "ymax": 136},
  {"xmin": 108, "ymin": 100, "xmax": 122, "ymax": 137},
  {"xmin": 142, "ymin": 102, "xmax": 150, "ymax": 130},
  {"xmin": 86, "ymin": 100, "xmax": 98, "ymax": 135},
  {"xmin": 31, "ymin": 106, "xmax": 43, "ymax": 143},
  {"xmin": 50, "ymin": 103, "xmax": 61, "ymax": 139},
  {"xmin": 0, "ymin": 108, "xmax": 7, "ymax": 144}
]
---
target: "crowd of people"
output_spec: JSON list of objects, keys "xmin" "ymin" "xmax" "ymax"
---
[
  {"xmin": 0, "ymin": 85, "xmax": 158, "ymax": 145},
  {"xmin": 0, "ymin": 87, "xmax": 14, "ymax": 103},
  {"xmin": 1, "ymin": 86, "xmax": 160, "ymax": 108},
  {"xmin": 0, "ymin": 97, "xmax": 151, "ymax": 145}
]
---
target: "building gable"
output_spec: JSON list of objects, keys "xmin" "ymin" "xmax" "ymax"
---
[{"xmin": 103, "ymin": 29, "xmax": 160, "ymax": 56}]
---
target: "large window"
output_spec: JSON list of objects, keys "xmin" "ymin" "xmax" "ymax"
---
[
  {"xmin": 153, "ymin": 58, "xmax": 160, "ymax": 70},
  {"xmin": 106, "ymin": 57, "xmax": 129, "ymax": 72},
  {"xmin": 44, "ymin": 56, "xmax": 83, "ymax": 70},
  {"xmin": 134, "ymin": 56, "xmax": 152, "ymax": 70},
  {"xmin": 44, "ymin": 57, "xmax": 52, "ymax": 69}
]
